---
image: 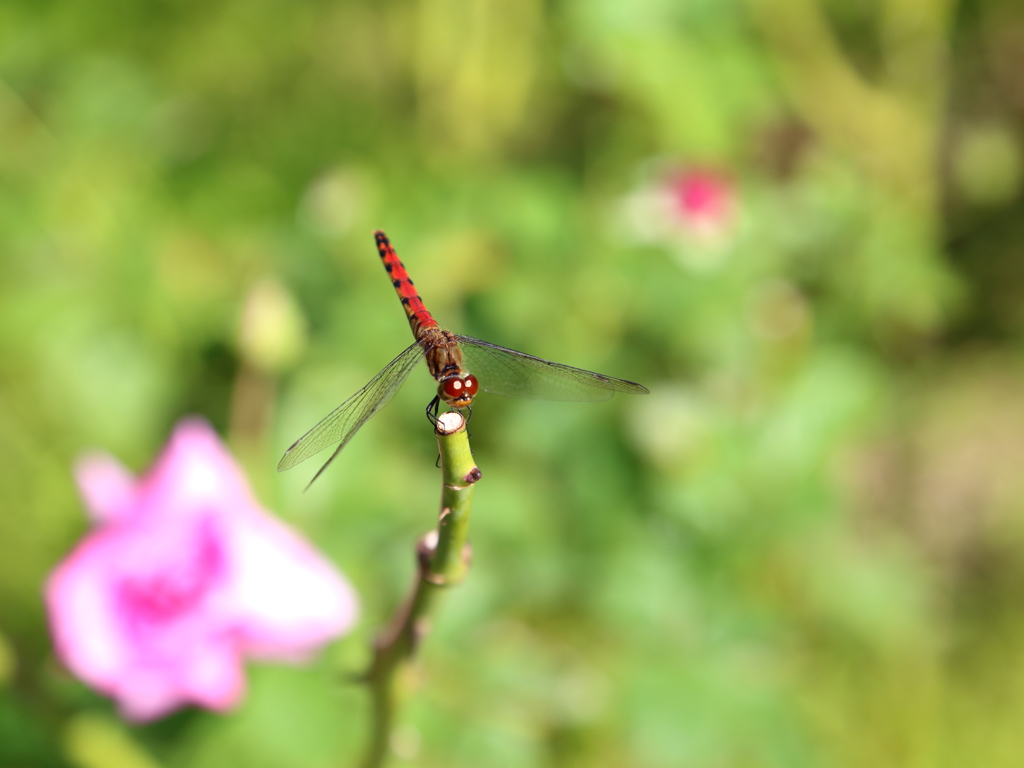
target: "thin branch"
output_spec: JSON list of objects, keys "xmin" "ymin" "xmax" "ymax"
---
[{"xmin": 360, "ymin": 411, "xmax": 481, "ymax": 768}]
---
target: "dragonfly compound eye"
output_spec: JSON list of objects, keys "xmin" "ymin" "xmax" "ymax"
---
[
  {"xmin": 463, "ymin": 374, "xmax": 479, "ymax": 396},
  {"xmin": 442, "ymin": 378, "xmax": 465, "ymax": 398}
]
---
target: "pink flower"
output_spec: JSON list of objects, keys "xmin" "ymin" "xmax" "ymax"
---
[
  {"xmin": 46, "ymin": 418, "xmax": 358, "ymax": 721},
  {"xmin": 620, "ymin": 165, "xmax": 738, "ymax": 268},
  {"xmin": 668, "ymin": 169, "xmax": 735, "ymax": 239}
]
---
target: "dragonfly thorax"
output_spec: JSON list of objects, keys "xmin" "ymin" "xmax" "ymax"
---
[{"xmin": 419, "ymin": 327, "xmax": 478, "ymax": 407}]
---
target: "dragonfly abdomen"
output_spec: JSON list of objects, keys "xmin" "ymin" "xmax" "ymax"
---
[{"xmin": 375, "ymin": 230, "xmax": 438, "ymax": 340}]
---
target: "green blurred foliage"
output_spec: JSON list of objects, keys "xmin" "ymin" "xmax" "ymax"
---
[{"xmin": 2, "ymin": 0, "xmax": 1024, "ymax": 765}]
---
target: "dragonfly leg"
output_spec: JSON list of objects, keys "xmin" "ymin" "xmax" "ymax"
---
[{"xmin": 425, "ymin": 395, "xmax": 440, "ymax": 426}]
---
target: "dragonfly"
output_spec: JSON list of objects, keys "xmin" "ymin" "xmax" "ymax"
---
[{"xmin": 278, "ymin": 230, "xmax": 649, "ymax": 486}]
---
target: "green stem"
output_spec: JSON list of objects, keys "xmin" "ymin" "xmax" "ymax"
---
[{"xmin": 360, "ymin": 412, "xmax": 481, "ymax": 768}]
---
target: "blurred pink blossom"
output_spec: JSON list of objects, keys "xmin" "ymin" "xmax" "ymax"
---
[
  {"xmin": 46, "ymin": 418, "xmax": 358, "ymax": 721},
  {"xmin": 668, "ymin": 169, "xmax": 735, "ymax": 238},
  {"xmin": 620, "ymin": 164, "xmax": 738, "ymax": 269}
]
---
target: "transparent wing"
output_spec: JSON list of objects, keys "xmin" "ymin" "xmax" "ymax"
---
[
  {"xmin": 277, "ymin": 341, "xmax": 424, "ymax": 484},
  {"xmin": 455, "ymin": 335, "xmax": 649, "ymax": 402}
]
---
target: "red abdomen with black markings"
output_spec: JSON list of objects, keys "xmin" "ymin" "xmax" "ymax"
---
[{"xmin": 374, "ymin": 230, "xmax": 438, "ymax": 340}]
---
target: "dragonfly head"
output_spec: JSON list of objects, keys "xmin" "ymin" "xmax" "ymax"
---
[{"xmin": 439, "ymin": 374, "xmax": 479, "ymax": 408}]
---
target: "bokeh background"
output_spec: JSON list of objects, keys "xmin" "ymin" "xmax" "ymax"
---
[{"xmin": 3, "ymin": 0, "xmax": 1024, "ymax": 765}]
